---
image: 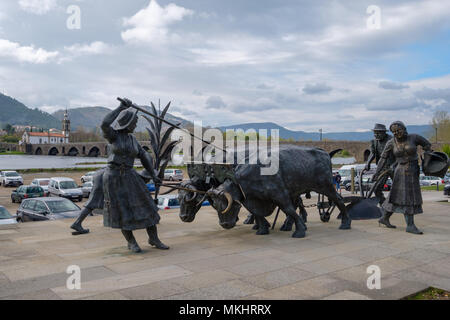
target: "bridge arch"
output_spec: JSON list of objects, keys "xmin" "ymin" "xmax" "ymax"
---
[
  {"xmin": 88, "ymin": 146, "xmax": 100, "ymax": 157},
  {"xmin": 68, "ymin": 147, "xmax": 79, "ymax": 156},
  {"xmin": 48, "ymin": 147, "xmax": 59, "ymax": 156},
  {"xmin": 35, "ymin": 147, "xmax": 42, "ymax": 155}
]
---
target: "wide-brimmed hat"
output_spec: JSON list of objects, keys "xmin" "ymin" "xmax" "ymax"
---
[
  {"xmin": 112, "ymin": 107, "xmax": 138, "ymax": 130},
  {"xmin": 372, "ymin": 123, "xmax": 387, "ymax": 132},
  {"xmin": 422, "ymin": 151, "xmax": 449, "ymax": 178}
]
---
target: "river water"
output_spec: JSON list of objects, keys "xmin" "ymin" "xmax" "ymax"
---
[
  {"xmin": 0, "ymin": 154, "xmax": 356, "ymax": 170},
  {"xmin": 0, "ymin": 155, "xmax": 109, "ymax": 170}
]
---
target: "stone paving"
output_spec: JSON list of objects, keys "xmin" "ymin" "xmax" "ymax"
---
[{"xmin": 0, "ymin": 192, "xmax": 449, "ymax": 300}]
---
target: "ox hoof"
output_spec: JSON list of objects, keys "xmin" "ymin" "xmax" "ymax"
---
[
  {"xmin": 243, "ymin": 217, "xmax": 254, "ymax": 225},
  {"xmin": 339, "ymin": 224, "xmax": 351, "ymax": 230},
  {"xmin": 292, "ymin": 230, "xmax": 306, "ymax": 238},
  {"xmin": 256, "ymin": 228, "xmax": 269, "ymax": 235},
  {"xmin": 280, "ymin": 224, "xmax": 292, "ymax": 232},
  {"xmin": 252, "ymin": 224, "xmax": 259, "ymax": 230}
]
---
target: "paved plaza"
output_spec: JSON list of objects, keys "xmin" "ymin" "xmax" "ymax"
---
[{"xmin": 1, "ymin": 192, "xmax": 449, "ymax": 300}]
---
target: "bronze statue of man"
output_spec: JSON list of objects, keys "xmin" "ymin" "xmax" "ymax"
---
[{"xmin": 365, "ymin": 124, "xmax": 394, "ymax": 205}]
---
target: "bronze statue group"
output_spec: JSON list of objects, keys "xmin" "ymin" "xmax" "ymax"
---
[{"xmin": 70, "ymin": 98, "xmax": 448, "ymax": 252}]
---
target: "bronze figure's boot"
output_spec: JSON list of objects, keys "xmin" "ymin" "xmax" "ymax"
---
[
  {"xmin": 121, "ymin": 230, "xmax": 142, "ymax": 252},
  {"xmin": 378, "ymin": 210, "xmax": 396, "ymax": 228},
  {"xmin": 404, "ymin": 214, "xmax": 423, "ymax": 234},
  {"xmin": 147, "ymin": 225, "xmax": 169, "ymax": 250},
  {"xmin": 70, "ymin": 208, "xmax": 91, "ymax": 235}
]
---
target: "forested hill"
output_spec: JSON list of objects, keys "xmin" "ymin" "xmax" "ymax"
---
[{"xmin": 0, "ymin": 93, "xmax": 60, "ymax": 129}]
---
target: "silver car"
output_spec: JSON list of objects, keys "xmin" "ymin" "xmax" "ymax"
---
[
  {"xmin": 81, "ymin": 171, "xmax": 96, "ymax": 183},
  {"xmin": 163, "ymin": 169, "xmax": 183, "ymax": 181},
  {"xmin": 31, "ymin": 178, "xmax": 51, "ymax": 195},
  {"xmin": 16, "ymin": 197, "xmax": 81, "ymax": 222},
  {"xmin": 48, "ymin": 177, "xmax": 83, "ymax": 202},
  {"xmin": 0, "ymin": 206, "xmax": 17, "ymax": 226},
  {"xmin": 81, "ymin": 181, "xmax": 93, "ymax": 198}
]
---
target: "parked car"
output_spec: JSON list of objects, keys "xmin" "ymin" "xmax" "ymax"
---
[
  {"xmin": 81, "ymin": 181, "xmax": 93, "ymax": 198},
  {"xmin": 345, "ymin": 175, "xmax": 391, "ymax": 192},
  {"xmin": 443, "ymin": 172, "xmax": 450, "ymax": 183},
  {"xmin": 157, "ymin": 195, "xmax": 181, "ymax": 210},
  {"xmin": 81, "ymin": 171, "xmax": 96, "ymax": 183},
  {"xmin": 146, "ymin": 182, "xmax": 156, "ymax": 192},
  {"xmin": 419, "ymin": 175, "xmax": 445, "ymax": 186},
  {"xmin": 11, "ymin": 185, "xmax": 45, "ymax": 203},
  {"xmin": 0, "ymin": 205, "xmax": 17, "ymax": 226},
  {"xmin": 338, "ymin": 164, "xmax": 374, "ymax": 187},
  {"xmin": 48, "ymin": 177, "xmax": 83, "ymax": 202},
  {"xmin": 0, "ymin": 171, "xmax": 23, "ymax": 187},
  {"xmin": 16, "ymin": 197, "xmax": 81, "ymax": 222},
  {"xmin": 444, "ymin": 183, "xmax": 450, "ymax": 196},
  {"xmin": 163, "ymin": 169, "xmax": 183, "ymax": 181},
  {"xmin": 157, "ymin": 194, "xmax": 210, "ymax": 210},
  {"xmin": 30, "ymin": 178, "xmax": 50, "ymax": 196}
]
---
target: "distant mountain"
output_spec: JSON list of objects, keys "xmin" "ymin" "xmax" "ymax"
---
[
  {"xmin": 52, "ymin": 106, "xmax": 193, "ymax": 132},
  {"xmin": 219, "ymin": 122, "xmax": 433, "ymax": 141},
  {"xmin": 0, "ymin": 93, "xmax": 60, "ymax": 129}
]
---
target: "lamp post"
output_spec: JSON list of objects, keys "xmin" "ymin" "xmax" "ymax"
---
[{"xmin": 319, "ymin": 128, "xmax": 323, "ymax": 141}]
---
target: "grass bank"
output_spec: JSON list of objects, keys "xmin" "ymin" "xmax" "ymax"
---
[
  {"xmin": 0, "ymin": 151, "xmax": 26, "ymax": 155},
  {"xmin": 421, "ymin": 185, "xmax": 445, "ymax": 191}
]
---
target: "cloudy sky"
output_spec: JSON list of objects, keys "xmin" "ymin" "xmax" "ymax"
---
[{"xmin": 0, "ymin": 0, "xmax": 449, "ymax": 132}]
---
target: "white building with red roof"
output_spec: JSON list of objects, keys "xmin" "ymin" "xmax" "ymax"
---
[{"xmin": 20, "ymin": 109, "xmax": 70, "ymax": 145}]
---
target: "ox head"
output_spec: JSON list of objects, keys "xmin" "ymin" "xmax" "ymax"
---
[
  {"xmin": 178, "ymin": 180, "xmax": 207, "ymax": 222},
  {"xmin": 207, "ymin": 180, "xmax": 242, "ymax": 229}
]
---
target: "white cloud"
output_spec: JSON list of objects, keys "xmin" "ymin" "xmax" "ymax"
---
[
  {"xmin": 379, "ymin": 81, "xmax": 410, "ymax": 90},
  {"xmin": 0, "ymin": 39, "xmax": 58, "ymax": 63},
  {"xmin": 18, "ymin": 0, "xmax": 57, "ymax": 15},
  {"xmin": 64, "ymin": 41, "xmax": 111, "ymax": 56},
  {"xmin": 121, "ymin": 0, "xmax": 193, "ymax": 44}
]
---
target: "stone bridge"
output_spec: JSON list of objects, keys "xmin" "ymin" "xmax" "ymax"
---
[
  {"xmin": 284, "ymin": 141, "xmax": 447, "ymax": 163},
  {"xmin": 0, "ymin": 143, "xmax": 19, "ymax": 152},
  {"xmin": 20, "ymin": 140, "xmax": 446, "ymax": 162},
  {"xmin": 21, "ymin": 141, "xmax": 153, "ymax": 157}
]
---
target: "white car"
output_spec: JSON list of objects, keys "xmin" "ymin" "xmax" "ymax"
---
[
  {"xmin": 163, "ymin": 169, "xmax": 183, "ymax": 181},
  {"xmin": 0, "ymin": 205, "xmax": 17, "ymax": 226},
  {"xmin": 157, "ymin": 195, "xmax": 180, "ymax": 210},
  {"xmin": 0, "ymin": 171, "xmax": 24, "ymax": 187},
  {"xmin": 420, "ymin": 175, "xmax": 444, "ymax": 186},
  {"xmin": 48, "ymin": 177, "xmax": 83, "ymax": 202},
  {"xmin": 81, "ymin": 171, "xmax": 96, "ymax": 183},
  {"xmin": 81, "ymin": 181, "xmax": 93, "ymax": 198},
  {"xmin": 31, "ymin": 178, "xmax": 51, "ymax": 195}
]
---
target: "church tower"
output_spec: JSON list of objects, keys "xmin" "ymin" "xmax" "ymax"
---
[{"xmin": 62, "ymin": 108, "xmax": 70, "ymax": 142}]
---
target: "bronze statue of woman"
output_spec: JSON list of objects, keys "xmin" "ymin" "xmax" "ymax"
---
[
  {"xmin": 374, "ymin": 121, "xmax": 432, "ymax": 234},
  {"xmin": 101, "ymin": 98, "xmax": 169, "ymax": 252}
]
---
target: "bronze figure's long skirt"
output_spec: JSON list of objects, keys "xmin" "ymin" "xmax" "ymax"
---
[
  {"xmin": 103, "ymin": 166, "xmax": 160, "ymax": 230},
  {"xmin": 382, "ymin": 160, "xmax": 423, "ymax": 215},
  {"xmin": 84, "ymin": 168, "xmax": 105, "ymax": 210}
]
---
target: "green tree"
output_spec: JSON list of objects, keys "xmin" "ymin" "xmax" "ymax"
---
[{"xmin": 429, "ymin": 110, "xmax": 450, "ymax": 142}]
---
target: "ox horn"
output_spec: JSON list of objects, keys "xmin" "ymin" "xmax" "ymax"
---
[
  {"xmin": 221, "ymin": 192, "xmax": 233, "ymax": 214},
  {"xmin": 206, "ymin": 189, "xmax": 234, "ymax": 214},
  {"xmin": 184, "ymin": 187, "xmax": 197, "ymax": 202}
]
